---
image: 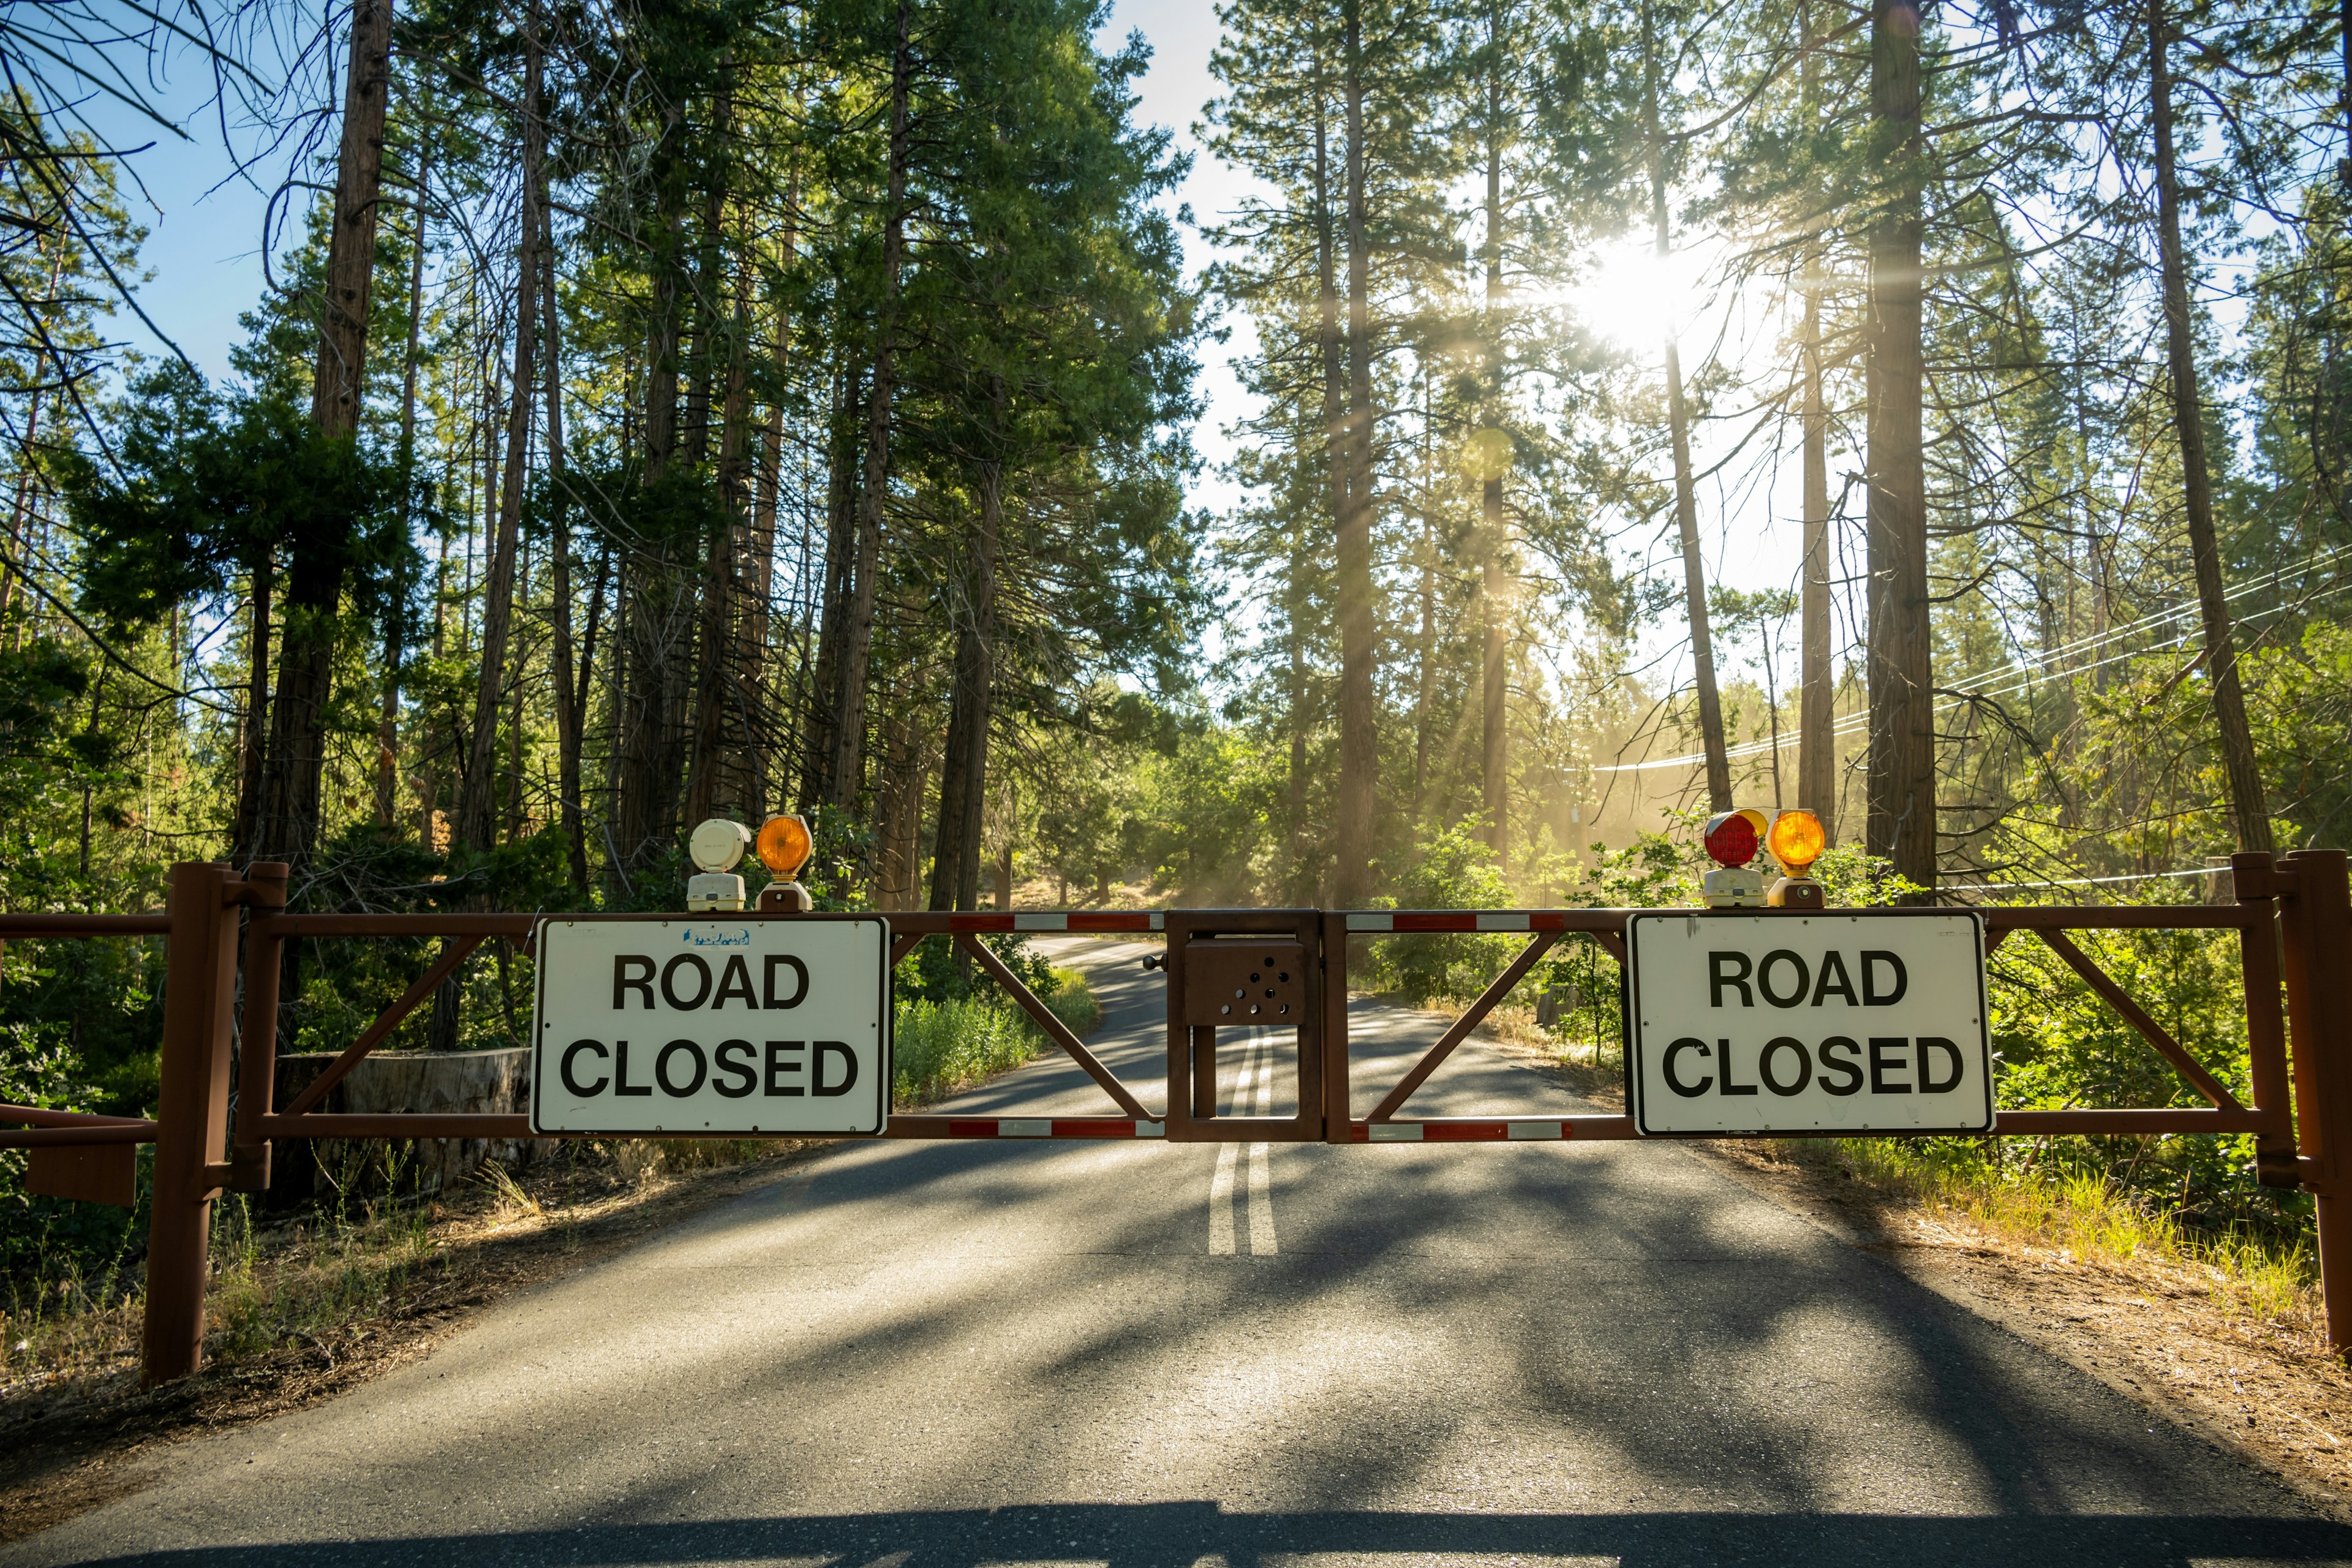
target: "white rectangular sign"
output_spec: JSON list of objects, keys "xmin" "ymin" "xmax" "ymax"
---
[
  {"xmin": 529, "ymin": 916, "xmax": 892, "ymax": 1136},
  {"xmin": 1626, "ymin": 911, "xmax": 1993, "ymax": 1136}
]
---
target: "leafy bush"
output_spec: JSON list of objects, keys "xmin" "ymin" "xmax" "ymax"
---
[
  {"xmin": 892, "ymin": 967, "xmax": 1098, "ymax": 1106},
  {"xmin": 1360, "ymin": 820, "xmax": 1520, "ymax": 1004}
]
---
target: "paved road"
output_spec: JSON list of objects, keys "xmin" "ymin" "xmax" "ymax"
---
[{"xmin": 13, "ymin": 937, "xmax": 2352, "ymax": 1567}]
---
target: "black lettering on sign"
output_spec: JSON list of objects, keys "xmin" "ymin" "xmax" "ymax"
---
[
  {"xmin": 1919, "ymin": 1037, "xmax": 1964, "ymax": 1093},
  {"xmin": 656, "ymin": 1040, "xmax": 707, "ymax": 1096},
  {"xmin": 1861, "ymin": 951, "xmax": 1908, "ymax": 1006},
  {"xmin": 1811, "ymin": 951, "xmax": 1858, "ymax": 1007},
  {"xmin": 562, "ymin": 1040, "xmax": 609, "ymax": 1096},
  {"xmin": 765, "ymin": 1040, "xmax": 806, "ymax": 1096},
  {"xmin": 766, "ymin": 955, "xmax": 810, "ymax": 1009},
  {"xmin": 614, "ymin": 957, "xmax": 655, "ymax": 1009},
  {"xmin": 663, "ymin": 954, "xmax": 713, "ymax": 1010},
  {"xmin": 1817, "ymin": 1036, "xmax": 1863, "ymax": 1096},
  {"xmin": 1757, "ymin": 951, "xmax": 1809, "ymax": 1008},
  {"xmin": 1759, "ymin": 1037, "xmax": 1812, "ymax": 1096},
  {"xmin": 1664, "ymin": 1038, "xmax": 1712, "ymax": 1096},
  {"xmin": 1709, "ymin": 953, "xmax": 1753, "ymax": 1008},
  {"xmin": 713, "ymin": 956, "xmax": 758, "ymax": 1010},
  {"xmin": 614, "ymin": 1040, "xmax": 652, "ymax": 1096},
  {"xmin": 813, "ymin": 1042, "xmax": 859, "ymax": 1098},
  {"xmin": 1869, "ymin": 1036, "xmax": 1911, "ymax": 1093},
  {"xmin": 1717, "ymin": 1038, "xmax": 1758, "ymax": 1096},
  {"xmin": 713, "ymin": 1040, "xmax": 757, "ymax": 1098}
]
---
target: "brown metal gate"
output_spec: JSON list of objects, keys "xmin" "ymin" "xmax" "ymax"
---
[{"xmin": 3, "ymin": 848, "xmax": 2346, "ymax": 1387}]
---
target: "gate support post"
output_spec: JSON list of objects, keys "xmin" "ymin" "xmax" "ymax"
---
[
  {"xmin": 144, "ymin": 861, "xmax": 241, "ymax": 1385},
  {"xmin": 2278, "ymin": 848, "xmax": 2352, "ymax": 1355}
]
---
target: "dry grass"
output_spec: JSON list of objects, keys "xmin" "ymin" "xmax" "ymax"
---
[
  {"xmin": 0, "ymin": 1136, "xmax": 793, "ymax": 1413},
  {"xmin": 0, "ymin": 1136, "xmax": 811, "ymax": 1542},
  {"xmin": 1819, "ymin": 1138, "xmax": 2326, "ymax": 1339}
]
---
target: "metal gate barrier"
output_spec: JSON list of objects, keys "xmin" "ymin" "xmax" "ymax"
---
[{"xmin": 2, "ymin": 848, "xmax": 2346, "ymax": 1387}]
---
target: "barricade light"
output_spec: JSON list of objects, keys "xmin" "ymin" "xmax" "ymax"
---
[
  {"xmin": 1700, "ymin": 808, "xmax": 1770, "ymax": 908},
  {"xmin": 1766, "ymin": 809, "xmax": 1825, "ymax": 875},
  {"xmin": 1765, "ymin": 807, "xmax": 1828, "ymax": 910},
  {"xmin": 756, "ymin": 814, "xmax": 813, "ymax": 879},
  {"xmin": 1702, "ymin": 809, "xmax": 1767, "ymax": 868},
  {"xmin": 755, "ymin": 814, "xmax": 816, "ymax": 913},
  {"xmin": 686, "ymin": 818, "xmax": 752, "ymax": 912}
]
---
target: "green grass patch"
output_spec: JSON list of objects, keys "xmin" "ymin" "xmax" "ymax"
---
[{"xmin": 893, "ymin": 965, "xmax": 1098, "ymax": 1106}]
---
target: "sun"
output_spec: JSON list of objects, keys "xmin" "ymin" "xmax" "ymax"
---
[{"xmin": 1545, "ymin": 232, "xmax": 1729, "ymax": 353}]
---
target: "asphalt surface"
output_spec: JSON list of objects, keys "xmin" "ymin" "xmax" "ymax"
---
[{"xmin": 12, "ymin": 935, "xmax": 2352, "ymax": 1567}]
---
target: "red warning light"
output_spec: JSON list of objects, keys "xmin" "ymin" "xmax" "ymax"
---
[{"xmin": 1703, "ymin": 811, "xmax": 1761, "ymax": 868}]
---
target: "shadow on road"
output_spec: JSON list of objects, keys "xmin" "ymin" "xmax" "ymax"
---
[{"xmin": 64, "ymin": 1502, "xmax": 2352, "ymax": 1566}]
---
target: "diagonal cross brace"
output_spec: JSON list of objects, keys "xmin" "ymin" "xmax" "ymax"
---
[
  {"xmin": 1368, "ymin": 930, "xmax": 1562, "ymax": 1123},
  {"xmin": 277, "ymin": 934, "xmax": 485, "ymax": 1119},
  {"xmin": 2037, "ymin": 928, "xmax": 2244, "ymax": 1112},
  {"xmin": 955, "ymin": 931, "xmax": 1155, "ymax": 1123}
]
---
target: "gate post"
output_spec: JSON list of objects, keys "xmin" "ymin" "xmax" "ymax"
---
[
  {"xmin": 144, "ymin": 861, "xmax": 241, "ymax": 1385},
  {"xmin": 2277, "ymin": 848, "xmax": 2352, "ymax": 1355}
]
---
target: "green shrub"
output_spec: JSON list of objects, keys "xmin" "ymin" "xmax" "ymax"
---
[{"xmin": 891, "ymin": 966, "xmax": 1098, "ymax": 1106}]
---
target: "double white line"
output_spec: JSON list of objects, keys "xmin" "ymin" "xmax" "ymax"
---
[{"xmin": 1208, "ymin": 1030, "xmax": 1277, "ymax": 1256}]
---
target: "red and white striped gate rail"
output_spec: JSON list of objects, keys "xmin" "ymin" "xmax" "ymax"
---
[{"xmin": 0, "ymin": 850, "xmax": 2345, "ymax": 1385}]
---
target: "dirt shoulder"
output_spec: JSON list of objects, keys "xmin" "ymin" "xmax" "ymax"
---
[{"xmin": 0, "ymin": 1144, "xmax": 815, "ymax": 1544}]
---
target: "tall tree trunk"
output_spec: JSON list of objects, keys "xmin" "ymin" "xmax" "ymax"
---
[
  {"xmin": 1645, "ymin": 8, "xmax": 1731, "ymax": 813},
  {"xmin": 802, "ymin": 360, "xmax": 859, "ymax": 808},
  {"xmin": 1796, "ymin": 5, "xmax": 1836, "ymax": 835},
  {"xmin": 377, "ymin": 129, "xmax": 431, "ymax": 831},
  {"xmin": 992, "ymin": 771, "xmax": 1014, "ymax": 910},
  {"xmin": 829, "ymin": 0, "xmax": 913, "ymax": 814},
  {"xmin": 1311, "ymin": 37, "xmax": 1341, "ymax": 903},
  {"xmin": 617, "ymin": 107, "xmax": 690, "ymax": 874},
  {"xmin": 233, "ymin": 568, "xmax": 273, "ymax": 864},
  {"xmin": 737, "ymin": 170, "xmax": 796, "ymax": 817},
  {"xmin": 1798, "ymin": 285, "xmax": 1835, "ymax": 829},
  {"xmin": 262, "ymin": 0, "xmax": 393, "ymax": 869},
  {"xmin": 929, "ymin": 449, "xmax": 1001, "ymax": 913},
  {"xmin": 1333, "ymin": 0, "xmax": 1378, "ymax": 905},
  {"xmin": 690, "ymin": 184, "xmax": 755, "ymax": 827},
  {"xmin": 1864, "ymin": 0, "xmax": 1933, "ymax": 890},
  {"xmin": 458, "ymin": 27, "xmax": 542, "ymax": 854},
  {"xmin": 544, "ymin": 179, "xmax": 589, "ymax": 890},
  {"xmin": 2149, "ymin": 0, "xmax": 2272, "ymax": 855},
  {"xmin": 1480, "ymin": 65, "xmax": 1509, "ymax": 856}
]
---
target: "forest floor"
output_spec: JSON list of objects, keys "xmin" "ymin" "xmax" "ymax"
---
[{"xmin": 1469, "ymin": 1003, "xmax": 2352, "ymax": 1522}]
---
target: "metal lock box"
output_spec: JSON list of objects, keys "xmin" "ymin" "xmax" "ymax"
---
[{"xmin": 1183, "ymin": 940, "xmax": 1305, "ymax": 1028}]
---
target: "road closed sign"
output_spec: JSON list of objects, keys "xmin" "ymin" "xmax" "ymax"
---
[
  {"xmin": 529, "ymin": 916, "xmax": 892, "ymax": 1137},
  {"xmin": 1626, "ymin": 911, "xmax": 1992, "ymax": 1136}
]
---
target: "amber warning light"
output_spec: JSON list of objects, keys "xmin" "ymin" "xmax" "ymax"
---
[
  {"xmin": 1765, "ymin": 809, "xmax": 1827, "ymax": 908},
  {"xmin": 755, "ymin": 815, "xmax": 816, "ymax": 913},
  {"xmin": 756, "ymin": 814, "xmax": 813, "ymax": 878}
]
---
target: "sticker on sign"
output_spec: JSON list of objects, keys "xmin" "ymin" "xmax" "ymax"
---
[
  {"xmin": 529, "ymin": 916, "xmax": 892, "ymax": 1136},
  {"xmin": 1626, "ymin": 910, "xmax": 1992, "ymax": 1136}
]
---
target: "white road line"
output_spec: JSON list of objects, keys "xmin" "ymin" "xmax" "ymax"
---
[
  {"xmin": 1208, "ymin": 1142, "xmax": 1237, "ymax": 1255},
  {"xmin": 1247, "ymin": 1028, "xmax": 1277, "ymax": 1254},
  {"xmin": 1209, "ymin": 1028, "xmax": 1283, "ymax": 1256}
]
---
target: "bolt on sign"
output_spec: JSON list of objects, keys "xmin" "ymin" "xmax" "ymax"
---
[
  {"xmin": 1626, "ymin": 911, "xmax": 1993, "ymax": 1136},
  {"xmin": 530, "ymin": 917, "xmax": 892, "ymax": 1136}
]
